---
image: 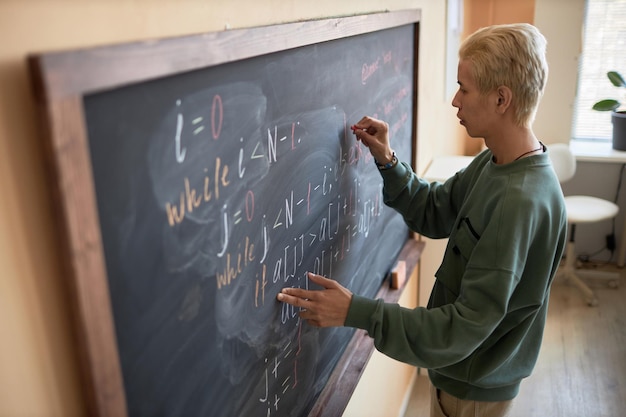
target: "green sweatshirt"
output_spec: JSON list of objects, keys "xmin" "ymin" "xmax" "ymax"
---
[{"xmin": 345, "ymin": 148, "xmax": 567, "ymax": 401}]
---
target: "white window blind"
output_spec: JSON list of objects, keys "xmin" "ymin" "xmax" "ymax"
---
[{"xmin": 572, "ymin": 0, "xmax": 626, "ymax": 141}]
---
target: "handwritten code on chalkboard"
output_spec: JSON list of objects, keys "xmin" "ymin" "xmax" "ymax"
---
[{"xmin": 29, "ymin": 10, "xmax": 420, "ymax": 417}]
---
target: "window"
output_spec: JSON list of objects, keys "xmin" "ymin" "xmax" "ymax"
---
[{"xmin": 572, "ymin": 0, "xmax": 626, "ymax": 142}]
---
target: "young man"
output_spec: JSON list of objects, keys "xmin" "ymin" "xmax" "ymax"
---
[{"xmin": 277, "ymin": 23, "xmax": 567, "ymax": 417}]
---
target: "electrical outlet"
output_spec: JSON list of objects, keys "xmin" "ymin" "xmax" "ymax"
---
[{"xmin": 606, "ymin": 234, "xmax": 616, "ymax": 251}]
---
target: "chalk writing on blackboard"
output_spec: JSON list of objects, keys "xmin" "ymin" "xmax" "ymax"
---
[{"xmin": 82, "ymin": 23, "xmax": 415, "ymax": 416}]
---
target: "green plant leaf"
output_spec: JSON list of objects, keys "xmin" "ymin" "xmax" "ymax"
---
[
  {"xmin": 608, "ymin": 71, "xmax": 626, "ymax": 88},
  {"xmin": 592, "ymin": 99, "xmax": 620, "ymax": 111}
]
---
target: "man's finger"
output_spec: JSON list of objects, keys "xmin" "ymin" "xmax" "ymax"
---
[
  {"xmin": 280, "ymin": 286, "xmax": 316, "ymax": 300},
  {"xmin": 276, "ymin": 291, "xmax": 311, "ymax": 308},
  {"xmin": 307, "ymin": 272, "xmax": 337, "ymax": 288}
]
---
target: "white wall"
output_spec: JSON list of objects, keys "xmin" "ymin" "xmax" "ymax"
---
[{"xmin": 562, "ymin": 161, "xmax": 626, "ymax": 262}]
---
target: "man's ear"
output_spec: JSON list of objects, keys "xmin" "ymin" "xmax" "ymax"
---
[{"xmin": 496, "ymin": 86, "xmax": 513, "ymax": 113}]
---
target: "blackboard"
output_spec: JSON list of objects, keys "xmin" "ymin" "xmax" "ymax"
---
[{"xmin": 29, "ymin": 10, "xmax": 422, "ymax": 417}]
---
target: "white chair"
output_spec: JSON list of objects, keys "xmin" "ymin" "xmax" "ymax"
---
[{"xmin": 549, "ymin": 143, "xmax": 621, "ymax": 306}]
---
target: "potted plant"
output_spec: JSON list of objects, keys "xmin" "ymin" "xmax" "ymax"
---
[{"xmin": 592, "ymin": 71, "xmax": 626, "ymax": 151}]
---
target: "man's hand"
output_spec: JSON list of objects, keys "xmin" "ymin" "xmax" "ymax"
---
[
  {"xmin": 277, "ymin": 272, "xmax": 353, "ymax": 327},
  {"xmin": 351, "ymin": 116, "xmax": 394, "ymax": 164}
]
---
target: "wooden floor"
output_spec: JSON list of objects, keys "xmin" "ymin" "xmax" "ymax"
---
[{"xmin": 402, "ymin": 266, "xmax": 626, "ymax": 417}]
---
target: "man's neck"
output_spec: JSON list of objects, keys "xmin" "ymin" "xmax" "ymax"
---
[{"xmin": 486, "ymin": 127, "xmax": 541, "ymax": 165}]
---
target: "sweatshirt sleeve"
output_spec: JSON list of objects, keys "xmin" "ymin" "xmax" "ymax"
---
[
  {"xmin": 343, "ymin": 268, "xmax": 517, "ymax": 369},
  {"xmin": 379, "ymin": 161, "xmax": 472, "ymax": 239}
]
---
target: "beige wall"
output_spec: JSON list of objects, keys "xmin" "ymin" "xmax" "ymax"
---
[
  {"xmin": 533, "ymin": 0, "xmax": 585, "ymax": 144},
  {"xmin": 0, "ymin": 1, "xmax": 458, "ymax": 416}
]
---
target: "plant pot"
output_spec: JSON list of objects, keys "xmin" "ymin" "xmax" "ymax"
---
[{"xmin": 612, "ymin": 111, "xmax": 626, "ymax": 151}]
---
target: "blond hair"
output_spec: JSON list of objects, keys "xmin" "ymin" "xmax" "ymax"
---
[{"xmin": 459, "ymin": 23, "xmax": 548, "ymax": 127}]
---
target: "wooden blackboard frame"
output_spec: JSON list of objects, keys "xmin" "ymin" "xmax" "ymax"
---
[{"xmin": 29, "ymin": 10, "xmax": 423, "ymax": 417}]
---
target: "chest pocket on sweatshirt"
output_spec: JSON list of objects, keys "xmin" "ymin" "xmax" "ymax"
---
[
  {"xmin": 435, "ymin": 217, "xmax": 482, "ymax": 298},
  {"xmin": 451, "ymin": 217, "xmax": 481, "ymax": 262}
]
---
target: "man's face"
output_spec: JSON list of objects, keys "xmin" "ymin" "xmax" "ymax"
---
[{"xmin": 452, "ymin": 59, "xmax": 498, "ymax": 138}]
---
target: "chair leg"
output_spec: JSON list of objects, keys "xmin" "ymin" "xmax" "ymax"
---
[
  {"xmin": 560, "ymin": 240, "xmax": 599, "ymax": 307},
  {"xmin": 572, "ymin": 269, "xmax": 620, "ymax": 289},
  {"xmin": 565, "ymin": 272, "xmax": 599, "ymax": 307},
  {"xmin": 558, "ymin": 227, "xmax": 622, "ymax": 306}
]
